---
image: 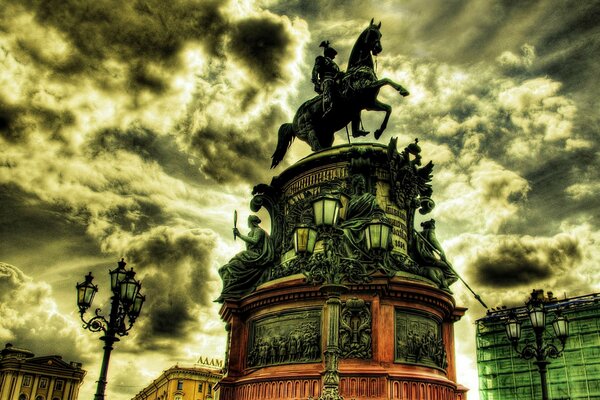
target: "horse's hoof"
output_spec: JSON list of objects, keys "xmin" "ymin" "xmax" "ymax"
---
[
  {"xmin": 374, "ymin": 130, "xmax": 383, "ymax": 139},
  {"xmin": 352, "ymin": 130, "xmax": 369, "ymax": 138}
]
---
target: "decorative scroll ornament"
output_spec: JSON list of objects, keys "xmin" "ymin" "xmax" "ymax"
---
[{"xmin": 339, "ymin": 298, "xmax": 372, "ymax": 359}]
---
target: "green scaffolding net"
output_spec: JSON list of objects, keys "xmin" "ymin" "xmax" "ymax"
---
[{"xmin": 476, "ymin": 294, "xmax": 600, "ymax": 400}]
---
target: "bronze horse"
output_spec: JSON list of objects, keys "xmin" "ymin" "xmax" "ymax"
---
[{"xmin": 271, "ymin": 19, "xmax": 409, "ymax": 168}]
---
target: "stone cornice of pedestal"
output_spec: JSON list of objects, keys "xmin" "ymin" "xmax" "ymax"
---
[
  {"xmin": 218, "ymin": 273, "xmax": 463, "ymax": 322},
  {"xmin": 450, "ymin": 306, "xmax": 468, "ymax": 322},
  {"xmin": 236, "ymin": 363, "xmax": 324, "ymax": 381},
  {"xmin": 272, "ymin": 143, "xmax": 388, "ymax": 188}
]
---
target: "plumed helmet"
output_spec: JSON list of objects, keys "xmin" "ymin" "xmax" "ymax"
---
[{"xmin": 319, "ymin": 40, "xmax": 338, "ymax": 57}]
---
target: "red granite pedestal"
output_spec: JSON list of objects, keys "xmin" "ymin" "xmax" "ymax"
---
[{"xmin": 217, "ymin": 274, "xmax": 467, "ymax": 400}]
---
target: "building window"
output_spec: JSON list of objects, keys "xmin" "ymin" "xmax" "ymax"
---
[
  {"xmin": 207, "ymin": 385, "xmax": 212, "ymax": 395},
  {"xmin": 23, "ymin": 376, "xmax": 32, "ymax": 387},
  {"xmin": 198, "ymin": 383, "xmax": 203, "ymax": 392},
  {"xmin": 35, "ymin": 396, "xmax": 44, "ymax": 400},
  {"xmin": 39, "ymin": 378, "xmax": 48, "ymax": 389},
  {"xmin": 55, "ymin": 380, "xmax": 64, "ymax": 391},
  {"xmin": 177, "ymin": 380, "xmax": 183, "ymax": 391},
  {"xmin": 19, "ymin": 395, "xmax": 27, "ymax": 400}
]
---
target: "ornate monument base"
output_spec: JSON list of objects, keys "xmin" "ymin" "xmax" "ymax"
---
[
  {"xmin": 218, "ymin": 275, "xmax": 467, "ymax": 399},
  {"xmin": 216, "ymin": 141, "xmax": 469, "ymax": 400}
]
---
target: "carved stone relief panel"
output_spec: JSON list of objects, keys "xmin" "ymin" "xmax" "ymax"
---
[
  {"xmin": 247, "ymin": 309, "xmax": 322, "ymax": 368},
  {"xmin": 395, "ymin": 310, "xmax": 447, "ymax": 370},
  {"xmin": 340, "ymin": 298, "xmax": 372, "ymax": 359}
]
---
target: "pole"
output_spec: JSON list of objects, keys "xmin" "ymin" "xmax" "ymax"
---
[
  {"xmin": 94, "ymin": 335, "xmax": 118, "ymax": 400},
  {"xmin": 319, "ymin": 284, "xmax": 347, "ymax": 400},
  {"xmin": 414, "ymin": 230, "xmax": 488, "ymax": 308},
  {"xmin": 534, "ymin": 360, "xmax": 550, "ymax": 400},
  {"xmin": 93, "ymin": 295, "xmax": 120, "ymax": 400},
  {"xmin": 533, "ymin": 328, "xmax": 550, "ymax": 400}
]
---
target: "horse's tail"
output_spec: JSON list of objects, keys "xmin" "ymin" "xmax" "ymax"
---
[{"xmin": 271, "ymin": 123, "xmax": 295, "ymax": 169}]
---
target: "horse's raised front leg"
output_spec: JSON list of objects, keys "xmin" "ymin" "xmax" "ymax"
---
[
  {"xmin": 367, "ymin": 99, "xmax": 392, "ymax": 140},
  {"xmin": 366, "ymin": 78, "xmax": 410, "ymax": 97}
]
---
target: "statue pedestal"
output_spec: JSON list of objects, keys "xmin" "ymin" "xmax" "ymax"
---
[
  {"xmin": 217, "ymin": 274, "xmax": 467, "ymax": 400},
  {"xmin": 216, "ymin": 142, "xmax": 468, "ymax": 399}
]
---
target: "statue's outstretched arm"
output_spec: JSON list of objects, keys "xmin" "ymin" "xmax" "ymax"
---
[{"xmin": 235, "ymin": 228, "xmax": 263, "ymax": 245}]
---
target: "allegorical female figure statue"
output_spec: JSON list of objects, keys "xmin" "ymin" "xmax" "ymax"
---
[
  {"xmin": 340, "ymin": 175, "xmax": 385, "ymax": 253},
  {"xmin": 216, "ymin": 215, "xmax": 274, "ymax": 302},
  {"xmin": 414, "ymin": 219, "xmax": 458, "ymax": 292}
]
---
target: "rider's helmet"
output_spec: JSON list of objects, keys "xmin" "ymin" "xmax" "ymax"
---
[{"xmin": 320, "ymin": 41, "xmax": 338, "ymax": 59}]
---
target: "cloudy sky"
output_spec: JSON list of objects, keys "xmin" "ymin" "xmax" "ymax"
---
[{"xmin": 1, "ymin": 0, "xmax": 600, "ymax": 398}]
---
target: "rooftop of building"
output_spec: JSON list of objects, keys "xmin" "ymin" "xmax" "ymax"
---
[
  {"xmin": 0, "ymin": 343, "xmax": 35, "ymax": 359},
  {"xmin": 477, "ymin": 290, "xmax": 600, "ymax": 324},
  {"xmin": 0, "ymin": 343, "xmax": 84, "ymax": 371}
]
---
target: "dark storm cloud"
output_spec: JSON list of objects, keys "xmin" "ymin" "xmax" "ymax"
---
[
  {"xmin": 383, "ymin": 0, "xmax": 600, "ymax": 95},
  {"xmin": 86, "ymin": 126, "xmax": 205, "ymax": 184},
  {"xmin": 229, "ymin": 16, "xmax": 295, "ymax": 84},
  {"xmin": 0, "ymin": 185, "xmax": 101, "ymax": 267},
  {"xmin": 529, "ymin": 1, "xmax": 600, "ymax": 92},
  {"xmin": 266, "ymin": 0, "xmax": 376, "ymax": 20},
  {"xmin": 9, "ymin": 0, "xmax": 230, "ymax": 82},
  {"xmin": 121, "ymin": 227, "xmax": 217, "ymax": 346},
  {"xmin": 507, "ymin": 148, "xmax": 600, "ymax": 235},
  {"xmin": 0, "ymin": 98, "xmax": 75, "ymax": 143},
  {"xmin": 0, "ymin": 101, "xmax": 26, "ymax": 142},
  {"xmin": 469, "ymin": 234, "xmax": 582, "ymax": 288},
  {"xmin": 183, "ymin": 107, "xmax": 286, "ymax": 184}
]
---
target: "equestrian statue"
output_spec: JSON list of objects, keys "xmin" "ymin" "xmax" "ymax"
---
[{"xmin": 271, "ymin": 19, "xmax": 410, "ymax": 168}]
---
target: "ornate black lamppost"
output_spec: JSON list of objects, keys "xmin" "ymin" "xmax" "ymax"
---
[
  {"xmin": 76, "ymin": 259, "xmax": 145, "ymax": 400},
  {"xmin": 504, "ymin": 293, "xmax": 569, "ymax": 400},
  {"xmin": 294, "ymin": 195, "xmax": 393, "ymax": 400}
]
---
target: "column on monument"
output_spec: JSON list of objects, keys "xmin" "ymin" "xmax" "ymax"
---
[
  {"xmin": 227, "ymin": 312, "xmax": 246, "ymax": 376},
  {"xmin": 442, "ymin": 319, "xmax": 457, "ymax": 383},
  {"xmin": 377, "ymin": 299, "xmax": 396, "ymax": 364}
]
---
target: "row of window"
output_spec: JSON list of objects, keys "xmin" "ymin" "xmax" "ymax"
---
[
  {"xmin": 22, "ymin": 376, "xmax": 64, "ymax": 391},
  {"xmin": 19, "ymin": 395, "xmax": 61, "ymax": 400},
  {"xmin": 176, "ymin": 380, "xmax": 213, "ymax": 394}
]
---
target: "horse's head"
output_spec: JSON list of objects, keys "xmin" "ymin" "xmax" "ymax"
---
[
  {"xmin": 348, "ymin": 19, "xmax": 382, "ymax": 69},
  {"xmin": 365, "ymin": 18, "xmax": 382, "ymax": 56}
]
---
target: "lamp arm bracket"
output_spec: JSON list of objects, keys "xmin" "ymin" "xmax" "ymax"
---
[
  {"xmin": 543, "ymin": 343, "xmax": 563, "ymax": 359},
  {"xmin": 116, "ymin": 321, "xmax": 135, "ymax": 337},
  {"xmin": 81, "ymin": 310, "xmax": 109, "ymax": 334},
  {"xmin": 515, "ymin": 343, "xmax": 537, "ymax": 360}
]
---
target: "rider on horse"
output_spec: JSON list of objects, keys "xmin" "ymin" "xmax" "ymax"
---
[
  {"xmin": 311, "ymin": 41, "xmax": 341, "ymax": 116},
  {"xmin": 271, "ymin": 20, "xmax": 409, "ymax": 169}
]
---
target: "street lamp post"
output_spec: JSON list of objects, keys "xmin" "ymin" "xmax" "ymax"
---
[
  {"xmin": 76, "ymin": 259, "xmax": 145, "ymax": 400},
  {"xmin": 504, "ymin": 292, "xmax": 569, "ymax": 400}
]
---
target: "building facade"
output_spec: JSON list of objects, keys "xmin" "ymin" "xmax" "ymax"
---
[
  {"xmin": 476, "ymin": 292, "xmax": 600, "ymax": 400},
  {"xmin": 0, "ymin": 343, "xmax": 86, "ymax": 400},
  {"xmin": 132, "ymin": 362, "xmax": 223, "ymax": 400}
]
